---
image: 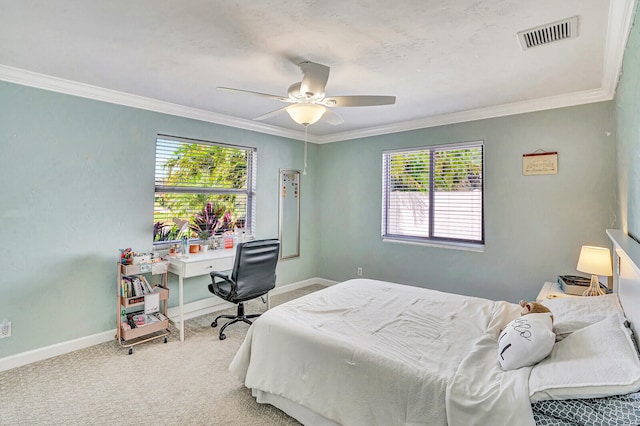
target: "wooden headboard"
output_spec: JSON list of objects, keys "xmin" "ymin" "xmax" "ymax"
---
[{"xmin": 607, "ymin": 229, "xmax": 640, "ymax": 348}]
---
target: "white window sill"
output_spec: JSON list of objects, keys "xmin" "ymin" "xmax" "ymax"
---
[{"xmin": 382, "ymin": 236, "xmax": 485, "ymax": 253}]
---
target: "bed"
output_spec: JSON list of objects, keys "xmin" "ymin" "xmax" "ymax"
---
[{"xmin": 229, "ymin": 229, "xmax": 640, "ymax": 425}]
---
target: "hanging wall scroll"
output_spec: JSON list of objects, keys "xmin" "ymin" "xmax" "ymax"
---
[{"xmin": 522, "ymin": 151, "xmax": 558, "ymax": 176}]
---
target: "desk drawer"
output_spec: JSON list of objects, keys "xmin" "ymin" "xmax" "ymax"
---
[{"xmin": 183, "ymin": 256, "xmax": 234, "ymax": 278}]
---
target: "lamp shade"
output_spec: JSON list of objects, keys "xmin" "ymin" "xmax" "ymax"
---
[
  {"xmin": 576, "ymin": 246, "xmax": 613, "ymax": 276},
  {"xmin": 286, "ymin": 104, "xmax": 326, "ymax": 126}
]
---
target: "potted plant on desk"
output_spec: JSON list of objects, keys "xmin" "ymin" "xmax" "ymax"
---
[
  {"xmin": 187, "ymin": 202, "xmax": 238, "ymax": 251},
  {"xmin": 198, "ymin": 230, "xmax": 212, "ymax": 252}
]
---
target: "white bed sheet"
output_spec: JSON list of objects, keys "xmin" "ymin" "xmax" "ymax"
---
[{"xmin": 230, "ymin": 279, "xmax": 534, "ymax": 426}]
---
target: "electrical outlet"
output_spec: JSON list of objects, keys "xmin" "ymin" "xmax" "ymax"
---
[
  {"xmin": 0, "ymin": 320, "xmax": 11, "ymax": 339},
  {"xmin": 357, "ymin": 267, "xmax": 363, "ymax": 276}
]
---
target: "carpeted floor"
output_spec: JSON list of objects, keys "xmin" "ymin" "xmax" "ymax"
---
[{"xmin": 0, "ymin": 285, "xmax": 326, "ymax": 425}]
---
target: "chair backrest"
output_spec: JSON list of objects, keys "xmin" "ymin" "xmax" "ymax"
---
[{"xmin": 230, "ymin": 239, "xmax": 280, "ymax": 301}]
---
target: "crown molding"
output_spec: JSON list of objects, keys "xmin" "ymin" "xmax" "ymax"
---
[
  {"xmin": 0, "ymin": 0, "xmax": 633, "ymax": 146},
  {"xmin": 0, "ymin": 64, "xmax": 314, "ymax": 142},
  {"xmin": 315, "ymin": 88, "xmax": 613, "ymax": 144},
  {"xmin": 601, "ymin": 0, "xmax": 637, "ymax": 95},
  {"xmin": 0, "ymin": 63, "xmax": 613, "ymax": 145}
]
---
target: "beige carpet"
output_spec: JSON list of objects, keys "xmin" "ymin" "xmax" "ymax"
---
[{"xmin": 0, "ymin": 285, "xmax": 326, "ymax": 425}]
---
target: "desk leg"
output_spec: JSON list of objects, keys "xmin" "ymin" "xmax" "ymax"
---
[{"xmin": 179, "ymin": 274, "xmax": 185, "ymax": 342}]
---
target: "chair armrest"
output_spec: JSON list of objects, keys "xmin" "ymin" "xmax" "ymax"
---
[
  {"xmin": 211, "ymin": 271, "xmax": 231, "ymax": 282},
  {"xmin": 211, "ymin": 271, "xmax": 236, "ymax": 289},
  {"xmin": 209, "ymin": 271, "xmax": 237, "ymax": 300},
  {"xmin": 211, "ymin": 272, "xmax": 235, "ymax": 289}
]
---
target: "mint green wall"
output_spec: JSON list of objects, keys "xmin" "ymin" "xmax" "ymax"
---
[
  {"xmin": 317, "ymin": 102, "xmax": 616, "ymax": 302},
  {"xmin": 615, "ymin": 6, "xmax": 640, "ymax": 237},
  {"xmin": 0, "ymin": 81, "xmax": 318, "ymax": 357},
  {"xmin": 0, "ymin": 73, "xmax": 621, "ymax": 359}
]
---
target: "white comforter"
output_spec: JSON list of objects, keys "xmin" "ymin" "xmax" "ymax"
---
[{"xmin": 230, "ymin": 279, "xmax": 535, "ymax": 426}]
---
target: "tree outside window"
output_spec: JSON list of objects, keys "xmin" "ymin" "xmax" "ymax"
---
[
  {"xmin": 153, "ymin": 136, "xmax": 256, "ymax": 244},
  {"xmin": 382, "ymin": 141, "xmax": 484, "ymax": 245}
]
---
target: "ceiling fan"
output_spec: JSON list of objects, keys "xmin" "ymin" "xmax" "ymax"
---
[{"xmin": 218, "ymin": 61, "xmax": 396, "ymax": 126}]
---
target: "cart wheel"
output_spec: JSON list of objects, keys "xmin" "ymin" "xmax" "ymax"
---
[
  {"xmin": 164, "ymin": 337, "xmax": 168, "ymax": 344},
  {"xmin": 128, "ymin": 348, "xmax": 133, "ymax": 355},
  {"xmin": 211, "ymin": 320, "xmax": 218, "ymax": 328},
  {"xmin": 219, "ymin": 333, "xmax": 226, "ymax": 341}
]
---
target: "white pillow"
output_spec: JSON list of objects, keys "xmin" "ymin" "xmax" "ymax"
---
[
  {"xmin": 541, "ymin": 294, "xmax": 624, "ymax": 335},
  {"xmin": 529, "ymin": 313, "xmax": 640, "ymax": 401},
  {"xmin": 498, "ymin": 313, "xmax": 555, "ymax": 371}
]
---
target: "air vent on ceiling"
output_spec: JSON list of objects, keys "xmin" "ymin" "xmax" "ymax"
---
[{"xmin": 517, "ymin": 16, "xmax": 578, "ymax": 50}]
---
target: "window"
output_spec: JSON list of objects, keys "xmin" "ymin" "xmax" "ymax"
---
[
  {"xmin": 382, "ymin": 141, "xmax": 484, "ymax": 246},
  {"xmin": 153, "ymin": 135, "xmax": 256, "ymax": 244}
]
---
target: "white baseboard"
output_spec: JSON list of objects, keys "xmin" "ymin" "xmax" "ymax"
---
[
  {"xmin": 272, "ymin": 277, "xmax": 337, "ymax": 295},
  {"xmin": 0, "ymin": 330, "xmax": 115, "ymax": 373},
  {"xmin": 165, "ymin": 277, "xmax": 336, "ymax": 322},
  {"xmin": 0, "ymin": 277, "xmax": 333, "ymax": 372},
  {"xmin": 166, "ymin": 298, "xmax": 234, "ymax": 322},
  {"xmin": 165, "ymin": 277, "xmax": 335, "ymax": 322}
]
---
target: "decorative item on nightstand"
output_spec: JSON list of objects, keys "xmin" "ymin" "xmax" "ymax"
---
[{"xmin": 576, "ymin": 246, "xmax": 613, "ymax": 296}]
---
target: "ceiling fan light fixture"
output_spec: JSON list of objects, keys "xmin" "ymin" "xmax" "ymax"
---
[{"xmin": 286, "ymin": 104, "xmax": 326, "ymax": 126}]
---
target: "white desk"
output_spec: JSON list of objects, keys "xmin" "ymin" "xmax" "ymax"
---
[{"xmin": 168, "ymin": 248, "xmax": 235, "ymax": 341}]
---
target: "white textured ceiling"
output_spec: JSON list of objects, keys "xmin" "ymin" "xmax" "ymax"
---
[{"xmin": 0, "ymin": 0, "xmax": 635, "ymax": 142}]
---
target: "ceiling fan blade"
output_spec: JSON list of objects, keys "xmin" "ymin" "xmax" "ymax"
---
[
  {"xmin": 322, "ymin": 108, "xmax": 344, "ymax": 125},
  {"xmin": 218, "ymin": 87, "xmax": 288, "ymax": 102},
  {"xmin": 299, "ymin": 61, "xmax": 330, "ymax": 97},
  {"xmin": 253, "ymin": 107, "xmax": 288, "ymax": 121},
  {"xmin": 324, "ymin": 95, "xmax": 396, "ymax": 107}
]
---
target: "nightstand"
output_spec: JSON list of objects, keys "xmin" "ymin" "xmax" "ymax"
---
[{"xmin": 536, "ymin": 281, "xmax": 582, "ymax": 302}]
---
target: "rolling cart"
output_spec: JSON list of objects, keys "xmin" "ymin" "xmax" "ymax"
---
[{"xmin": 116, "ymin": 261, "xmax": 170, "ymax": 354}]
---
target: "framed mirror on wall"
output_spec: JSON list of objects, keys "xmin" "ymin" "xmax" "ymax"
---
[{"xmin": 279, "ymin": 169, "xmax": 300, "ymax": 260}]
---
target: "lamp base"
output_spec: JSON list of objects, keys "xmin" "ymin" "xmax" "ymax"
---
[{"xmin": 582, "ymin": 274, "xmax": 606, "ymax": 296}]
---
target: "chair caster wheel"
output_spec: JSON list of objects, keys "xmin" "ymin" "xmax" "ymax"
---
[
  {"xmin": 164, "ymin": 337, "xmax": 168, "ymax": 343},
  {"xmin": 128, "ymin": 348, "xmax": 133, "ymax": 355},
  {"xmin": 211, "ymin": 321, "xmax": 218, "ymax": 328},
  {"xmin": 219, "ymin": 333, "xmax": 226, "ymax": 340}
]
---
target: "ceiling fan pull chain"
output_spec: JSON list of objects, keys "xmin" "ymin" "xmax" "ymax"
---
[{"xmin": 303, "ymin": 125, "xmax": 308, "ymax": 175}]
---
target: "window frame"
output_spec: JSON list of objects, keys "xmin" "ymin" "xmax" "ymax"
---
[
  {"xmin": 153, "ymin": 134, "xmax": 257, "ymax": 246},
  {"xmin": 382, "ymin": 140, "xmax": 485, "ymax": 249}
]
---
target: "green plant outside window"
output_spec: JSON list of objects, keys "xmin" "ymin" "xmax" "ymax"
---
[{"xmin": 153, "ymin": 135, "xmax": 256, "ymax": 244}]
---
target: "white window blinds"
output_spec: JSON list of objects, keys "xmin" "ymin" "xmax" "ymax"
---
[
  {"xmin": 153, "ymin": 135, "xmax": 256, "ymax": 243},
  {"xmin": 382, "ymin": 141, "xmax": 484, "ymax": 245}
]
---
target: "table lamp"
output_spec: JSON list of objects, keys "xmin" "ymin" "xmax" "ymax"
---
[{"xmin": 576, "ymin": 245, "xmax": 612, "ymax": 296}]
